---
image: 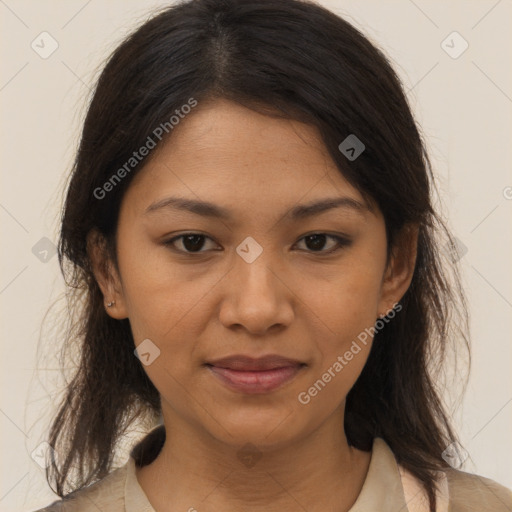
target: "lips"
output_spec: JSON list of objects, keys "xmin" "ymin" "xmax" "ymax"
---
[
  {"xmin": 206, "ymin": 354, "xmax": 303, "ymax": 371},
  {"xmin": 205, "ymin": 355, "xmax": 305, "ymax": 394}
]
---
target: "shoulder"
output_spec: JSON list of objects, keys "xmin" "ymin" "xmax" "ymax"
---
[
  {"xmin": 30, "ymin": 463, "xmax": 128, "ymax": 512},
  {"xmin": 31, "ymin": 425, "xmax": 164, "ymax": 512},
  {"xmin": 445, "ymin": 468, "xmax": 512, "ymax": 511}
]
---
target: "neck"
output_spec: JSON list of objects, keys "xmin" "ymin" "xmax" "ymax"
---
[{"xmin": 136, "ymin": 405, "xmax": 372, "ymax": 512}]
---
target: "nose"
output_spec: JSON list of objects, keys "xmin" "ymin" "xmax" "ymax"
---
[{"xmin": 218, "ymin": 253, "xmax": 295, "ymax": 336}]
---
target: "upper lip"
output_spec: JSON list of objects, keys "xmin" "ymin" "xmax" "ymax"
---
[{"xmin": 206, "ymin": 355, "xmax": 304, "ymax": 371}]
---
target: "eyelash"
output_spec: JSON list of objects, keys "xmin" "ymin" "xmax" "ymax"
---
[{"xmin": 163, "ymin": 233, "xmax": 351, "ymax": 255}]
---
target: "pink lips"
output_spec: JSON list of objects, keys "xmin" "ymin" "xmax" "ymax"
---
[{"xmin": 206, "ymin": 355, "xmax": 304, "ymax": 394}]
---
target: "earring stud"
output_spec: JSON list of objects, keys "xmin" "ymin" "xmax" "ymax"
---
[{"xmin": 107, "ymin": 300, "xmax": 116, "ymax": 308}]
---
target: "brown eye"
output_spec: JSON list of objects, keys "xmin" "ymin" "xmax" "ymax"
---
[
  {"xmin": 295, "ymin": 234, "xmax": 351, "ymax": 254},
  {"xmin": 164, "ymin": 233, "xmax": 218, "ymax": 253},
  {"xmin": 164, "ymin": 232, "xmax": 351, "ymax": 256}
]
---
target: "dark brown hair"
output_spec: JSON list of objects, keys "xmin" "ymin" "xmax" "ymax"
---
[{"xmin": 46, "ymin": 0, "xmax": 469, "ymax": 510}]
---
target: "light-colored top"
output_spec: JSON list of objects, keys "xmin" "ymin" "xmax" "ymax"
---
[{"xmin": 33, "ymin": 431, "xmax": 512, "ymax": 512}]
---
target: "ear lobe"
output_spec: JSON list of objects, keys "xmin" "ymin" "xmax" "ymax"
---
[
  {"xmin": 86, "ymin": 228, "xmax": 128, "ymax": 319},
  {"xmin": 378, "ymin": 224, "xmax": 418, "ymax": 315}
]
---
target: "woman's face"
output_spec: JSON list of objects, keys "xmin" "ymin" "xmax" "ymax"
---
[{"xmin": 91, "ymin": 98, "xmax": 414, "ymax": 448}]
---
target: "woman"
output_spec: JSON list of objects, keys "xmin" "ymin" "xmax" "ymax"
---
[{"xmin": 34, "ymin": 0, "xmax": 512, "ymax": 511}]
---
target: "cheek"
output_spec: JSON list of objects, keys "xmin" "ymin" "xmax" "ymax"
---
[
  {"xmin": 296, "ymin": 280, "xmax": 378, "ymax": 417},
  {"xmin": 116, "ymin": 237, "xmax": 216, "ymax": 338},
  {"xmin": 301, "ymin": 248, "xmax": 385, "ymax": 389},
  {"xmin": 309, "ymin": 254, "xmax": 385, "ymax": 339},
  {"xmin": 309, "ymin": 291, "xmax": 375, "ymax": 395}
]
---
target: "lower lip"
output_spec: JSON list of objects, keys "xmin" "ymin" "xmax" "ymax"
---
[{"xmin": 207, "ymin": 365, "xmax": 303, "ymax": 394}]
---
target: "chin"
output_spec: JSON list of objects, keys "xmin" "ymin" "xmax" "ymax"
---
[{"xmin": 203, "ymin": 407, "xmax": 307, "ymax": 451}]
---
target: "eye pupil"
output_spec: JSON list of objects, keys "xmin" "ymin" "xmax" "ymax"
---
[
  {"xmin": 168, "ymin": 233, "xmax": 345, "ymax": 255},
  {"xmin": 305, "ymin": 234, "xmax": 327, "ymax": 251},
  {"xmin": 183, "ymin": 234, "xmax": 205, "ymax": 252}
]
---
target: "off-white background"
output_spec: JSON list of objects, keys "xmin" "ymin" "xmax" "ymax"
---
[{"xmin": 1, "ymin": 1, "xmax": 511, "ymax": 510}]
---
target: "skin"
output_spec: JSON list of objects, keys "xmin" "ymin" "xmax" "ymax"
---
[{"xmin": 88, "ymin": 98, "xmax": 417, "ymax": 512}]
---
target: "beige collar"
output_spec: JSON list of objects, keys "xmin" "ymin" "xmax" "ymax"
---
[{"xmin": 124, "ymin": 436, "xmax": 447, "ymax": 512}]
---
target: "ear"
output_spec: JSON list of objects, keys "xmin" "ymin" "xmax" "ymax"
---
[
  {"xmin": 86, "ymin": 228, "xmax": 129, "ymax": 320},
  {"xmin": 377, "ymin": 223, "xmax": 418, "ymax": 317}
]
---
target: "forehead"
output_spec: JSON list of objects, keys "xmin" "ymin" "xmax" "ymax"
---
[
  {"xmin": 167, "ymin": 98, "xmax": 326, "ymax": 155},
  {"xmin": 122, "ymin": 99, "xmax": 369, "ymax": 218}
]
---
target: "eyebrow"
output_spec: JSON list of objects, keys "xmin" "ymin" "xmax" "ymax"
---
[{"xmin": 144, "ymin": 195, "xmax": 369, "ymax": 220}]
